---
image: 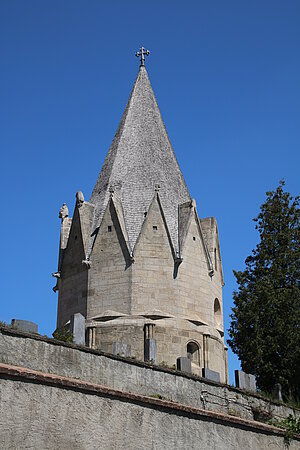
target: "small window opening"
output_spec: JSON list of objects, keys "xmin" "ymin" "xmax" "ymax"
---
[
  {"xmin": 74, "ymin": 235, "xmax": 78, "ymax": 240},
  {"xmin": 214, "ymin": 248, "xmax": 217, "ymax": 271},
  {"xmin": 108, "ymin": 225, "xmax": 112, "ymax": 232},
  {"xmin": 187, "ymin": 342, "xmax": 200, "ymax": 366},
  {"xmin": 193, "ymin": 236, "xmax": 196, "ymax": 241},
  {"xmin": 153, "ymin": 225, "xmax": 158, "ymax": 231},
  {"xmin": 214, "ymin": 298, "xmax": 222, "ymax": 328},
  {"xmin": 144, "ymin": 212, "xmax": 147, "ymax": 218}
]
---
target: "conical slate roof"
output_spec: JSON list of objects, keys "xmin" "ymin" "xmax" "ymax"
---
[{"xmin": 90, "ymin": 65, "xmax": 191, "ymax": 252}]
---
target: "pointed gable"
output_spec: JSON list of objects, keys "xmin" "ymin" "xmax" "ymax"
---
[{"xmin": 89, "ymin": 66, "xmax": 191, "ymax": 252}]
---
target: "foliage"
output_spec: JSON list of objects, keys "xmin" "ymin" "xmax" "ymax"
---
[
  {"xmin": 52, "ymin": 327, "xmax": 73, "ymax": 343},
  {"xmin": 150, "ymin": 393, "xmax": 166, "ymax": 400},
  {"xmin": 269, "ymin": 415, "xmax": 300, "ymax": 445},
  {"xmin": 228, "ymin": 181, "xmax": 300, "ymax": 400}
]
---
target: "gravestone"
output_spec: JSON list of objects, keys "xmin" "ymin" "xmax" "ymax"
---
[
  {"xmin": 11, "ymin": 319, "xmax": 38, "ymax": 334},
  {"xmin": 202, "ymin": 368, "xmax": 220, "ymax": 383},
  {"xmin": 144, "ymin": 338, "xmax": 157, "ymax": 364},
  {"xmin": 235, "ymin": 370, "xmax": 256, "ymax": 392},
  {"xmin": 176, "ymin": 357, "xmax": 191, "ymax": 373},
  {"xmin": 70, "ymin": 313, "xmax": 85, "ymax": 346},
  {"xmin": 274, "ymin": 383, "xmax": 283, "ymax": 402},
  {"xmin": 113, "ymin": 342, "xmax": 131, "ymax": 358}
]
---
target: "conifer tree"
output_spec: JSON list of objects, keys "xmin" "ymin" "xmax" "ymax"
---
[{"xmin": 228, "ymin": 181, "xmax": 300, "ymax": 399}]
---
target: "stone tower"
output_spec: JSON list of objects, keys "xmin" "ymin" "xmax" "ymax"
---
[{"xmin": 54, "ymin": 54, "xmax": 228, "ymax": 383}]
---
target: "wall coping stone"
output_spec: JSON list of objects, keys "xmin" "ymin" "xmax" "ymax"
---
[
  {"xmin": 1, "ymin": 362, "xmax": 299, "ymax": 441},
  {"xmin": 1, "ymin": 326, "xmax": 299, "ymax": 412}
]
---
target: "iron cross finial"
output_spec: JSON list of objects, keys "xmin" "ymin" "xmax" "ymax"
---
[{"xmin": 135, "ymin": 46, "xmax": 150, "ymax": 66}]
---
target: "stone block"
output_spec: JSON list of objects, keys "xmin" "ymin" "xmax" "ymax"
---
[
  {"xmin": 70, "ymin": 313, "xmax": 86, "ymax": 346},
  {"xmin": 113, "ymin": 342, "xmax": 131, "ymax": 357},
  {"xmin": 176, "ymin": 357, "xmax": 191, "ymax": 373},
  {"xmin": 144, "ymin": 338, "xmax": 157, "ymax": 364},
  {"xmin": 202, "ymin": 368, "xmax": 220, "ymax": 383},
  {"xmin": 235, "ymin": 370, "xmax": 256, "ymax": 392},
  {"xmin": 11, "ymin": 319, "xmax": 38, "ymax": 334}
]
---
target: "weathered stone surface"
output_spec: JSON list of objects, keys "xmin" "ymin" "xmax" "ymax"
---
[
  {"xmin": 235, "ymin": 370, "xmax": 257, "ymax": 392},
  {"xmin": 1, "ymin": 370, "xmax": 299, "ymax": 450},
  {"xmin": 113, "ymin": 342, "xmax": 131, "ymax": 357},
  {"xmin": 144, "ymin": 338, "xmax": 157, "ymax": 364},
  {"xmin": 202, "ymin": 367, "xmax": 220, "ymax": 382},
  {"xmin": 70, "ymin": 313, "xmax": 85, "ymax": 346},
  {"xmin": 11, "ymin": 319, "xmax": 38, "ymax": 334},
  {"xmin": 2, "ymin": 329, "xmax": 297, "ymax": 424}
]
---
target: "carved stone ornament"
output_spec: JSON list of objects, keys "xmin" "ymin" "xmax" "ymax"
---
[
  {"xmin": 59, "ymin": 203, "xmax": 68, "ymax": 220},
  {"xmin": 76, "ymin": 191, "xmax": 84, "ymax": 208},
  {"xmin": 82, "ymin": 259, "xmax": 91, "ymax": 269},
  {"xmin": 190, "ymin": 198, "xmax": 197, "ymax": 209},
  {"xmin": 52, "ymin": 272, "xmax": 61, "ymax": 279}
]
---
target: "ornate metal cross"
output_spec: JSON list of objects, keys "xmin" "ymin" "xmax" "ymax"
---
[{"xmin": 135, "ymin": 47, "xmax": 150, "ymax": 66}]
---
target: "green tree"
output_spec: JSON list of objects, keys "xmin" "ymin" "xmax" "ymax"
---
[{"xmin": 228, "ymin": 181, "xmax": 300, "ymax": 400}]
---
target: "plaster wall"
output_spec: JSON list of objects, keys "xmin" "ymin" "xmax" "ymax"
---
[{"xmin": 1, "ymin": 376, "xmax": 298, "ymax": 450}]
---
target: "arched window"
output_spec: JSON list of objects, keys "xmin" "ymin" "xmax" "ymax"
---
[
  {"xmin": 187, "ymin": 341, "xmax": 200, "ymax": 366},
  {"xmin": 214, "ymin": 298, "xmax": 222, "ymax": 328}
]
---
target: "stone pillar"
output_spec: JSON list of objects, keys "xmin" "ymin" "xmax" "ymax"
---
[
  {"xmin": 144, "ymin": 324, "xmax": 156, "ymax": 364},
  {"xmin": 224, "ymin": 346, "xmax": 229, "ymax": 384},
  {"xmin": 88, "ymin": 327, "xmax": 96, "ymax": 349},
  {"xmin": 203, "ymin": 334, "xmax": 209, "ymax": 368}
]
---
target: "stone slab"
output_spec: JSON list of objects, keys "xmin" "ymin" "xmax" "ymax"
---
[
  {"xmin": 70, "ymin": 314, "xmax": 85, "ymax": 346},
  {"xmin": 235, "ymin": 370, "xmax": 256, "ymax": 392},
  {"xmin": 177, "ymin": 357, "xmax": 191, "ymax": 373},
  {"xmin": 144, "ymin": 338, "xmax": 157, "ymax": 364},
  {"xmin": 11, "ymin": 319, "xmax": 38, "ymax": 334},
  {"xmin": 202, "ymin": 368, "xmax": 220, "ymax": 383}
]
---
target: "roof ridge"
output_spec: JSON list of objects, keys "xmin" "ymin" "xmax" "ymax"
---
[{"xmin": 90, "ymin": 67, "xmax": 143, "ymax": 203}]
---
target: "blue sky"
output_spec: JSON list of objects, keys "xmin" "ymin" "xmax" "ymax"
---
[{"xmin": 1, "ymin": 1, "xmax": 299, "ymax": 384}]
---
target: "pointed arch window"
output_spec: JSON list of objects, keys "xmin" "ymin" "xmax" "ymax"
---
[
  {"xmin": 187, "ymin": 341, "xmax": 200, "ymax": 366},
  {"xmin": 214, "ymin": 298, "xmax": 222, "ymax": 328},
  {"xmin": 214, "ymin": 248, "xmax": 217, "ymax": 271}
]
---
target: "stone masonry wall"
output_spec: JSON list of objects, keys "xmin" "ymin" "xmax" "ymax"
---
[
  {"xmin": 57, "ymin": 207, "xmax": 88, "ymax": 328},
  {"xmin": 92, "ymin": 319, "xmax": 227, "ymax": 381},
  {"xmin": 88, "ymin": 201, "xmax": 132, "ymax": 319},
  {"xmin": 131, "ymin": 197, "xmax": 176, "ymax": 316},
  {"xmin": 178, "ymin": 212, "xmax": 223, "ymax": 329},
  {"xmin": 1, "ymin": 327, "xmax": 298, "ymax": 424}
]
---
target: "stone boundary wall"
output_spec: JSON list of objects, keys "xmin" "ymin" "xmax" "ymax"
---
[
  {"xmin": 0, "ymin": 327, "xmax": 299, "ymax": 423},
  {"xmin": 1, "ymin": 363, "xmax": 300, "ymax": 450}
]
